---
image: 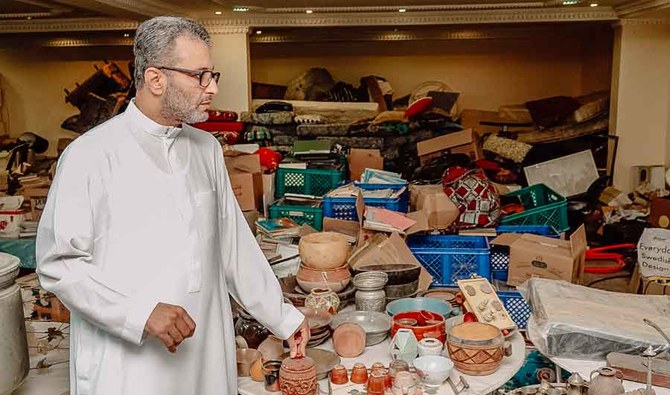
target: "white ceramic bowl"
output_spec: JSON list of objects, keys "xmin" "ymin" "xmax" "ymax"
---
[{"xmin": 413, "ymin": 355, "xmax": 454, "ymax": 387}]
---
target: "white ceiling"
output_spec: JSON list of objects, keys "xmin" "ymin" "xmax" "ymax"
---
[{"xmin": 0, "ymin": 0, "xmax": 667, "ymax": 35}]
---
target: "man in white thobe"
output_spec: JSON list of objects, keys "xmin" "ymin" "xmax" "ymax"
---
[{"xmin": 36, "ymin": 16, "xmax": 309, "ymax": 395}]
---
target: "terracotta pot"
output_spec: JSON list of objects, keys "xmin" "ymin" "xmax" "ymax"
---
[
  {"xmin": 332, "ymin": 323, "xmax": 366, "ymax": 358},
  {"xmin": 299, "ymin": 232, "xmax": 349, "ymax": 270},
  {"xmin": 350, "ymin": 363, "xmax": 368, "ymax": 384},
  {"xmin": 330, "ymin": 364, "xmax": 348, "ymax": 385},
  {"xmin": 304, "ymin": 288, "xmax": 340, "ymax": 315},
  {"xmin": 297, "ymin": 264, "xmax": 351, "ymax": 293},
  {"xmin": 446, "ymin": 322, "xmax": 507, "ymax": 376},
  {"xmin": 237, "ymin": 348, "xmax": 262, "ymax": 377},
  {"xmin": 279, "ymin": 354, "xmax": 317, "ymax": 395},
  {"xmin": 391, "ymin": 310, "xmax": 446, "ymax": 343}
]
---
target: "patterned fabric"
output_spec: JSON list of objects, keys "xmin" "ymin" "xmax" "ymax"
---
[{"xmin": 442, "ymin": 166, "xmax": 500, "ymax": 228}]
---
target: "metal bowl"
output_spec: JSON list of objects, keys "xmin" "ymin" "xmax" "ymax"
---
[{"xmin": 330, "ymin": 311, "xmax": 391, "ymax": 346}]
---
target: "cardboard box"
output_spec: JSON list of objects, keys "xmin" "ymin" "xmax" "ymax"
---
[
  {"xmin": 409, "ymin": 185, "xmax": 459, "ymax": 230},
  {"xmin": 224, "ymin": 150, "xmax": 263, "ymax": 211},
  {"xmin": 492, "ymin": 225, "xmax": 587, "ymax": 286},
  {"xmin": 242, "ymin": 210, "xmax": 259, "ymax": 235},
  {"xmin": 348, "ymin": 149, "xmax": 383, "ymax": 182},
  {"xmin": 23, "ymin": 188, "xmax": 49, "ymax": 222},
  {"xmin": 630, "ymin": 265, "xmax": 670, "ymax": 295},
  {"xmin": 348, "ymin": 232, "xmax": 434, "ymax": 291},
  {"xmin": 416, "ymin": 129, "xmax": 481, "ymax": 165}
]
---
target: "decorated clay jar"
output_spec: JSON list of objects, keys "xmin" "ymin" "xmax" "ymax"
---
[
  {"xmin": 446, "ymin": 322, "xmax": 509, "ymax": 376},
  {"xmin": 279, "ymin": 353, "xmax": 317, "ymax": 395},
  {"xmin": 305, "ymin": 288, "xmax": 340, "ymax": 315},
  {"xmin": 299, "ymin": 232, "xmax": 349, "ymax": 270}
]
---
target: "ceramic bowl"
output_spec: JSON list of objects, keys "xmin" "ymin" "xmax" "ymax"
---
[
  {"xmin": 413, "ymin": 355, "xmax": 454, "ymax": 387},
  {"xmin": 296, "ymin": 264, "xmax": 351, "ymax": 293},
  {"xmin": 299, "ymin": 232, "xmax": 349, "ymax": 270},
  {"xmin": 386, "ymin": 297, "xmax": 452, "ymax": 318},
  {"xmin": 280, "ymin": 348, "xmax": 341, "ymax": 380},
  {"xmin": 418, "ymin": 288, "xmax": 460, "ymax": 307},
  {"xmin": 280, "ymin": 275, "xmax": 355, "ymax": 311},
  {"xmin": 297, "ymin": 306, "xmax": 333, "ymax": 331},
  {"xmin": 330, "ymin": 311, "xmax": 391, "ymax": 346},
  {"xmin": 236, "ymin": 348, "xmax": 262, "ymax": 377},
  {"xmin": 391, "ymin": 310, "xmax": 446, "ymax": 343}
]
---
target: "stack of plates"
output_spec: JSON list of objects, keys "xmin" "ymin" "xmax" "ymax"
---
[
  {"xmin": 331, "ymin": 310, "xmax": 391, "ymax": 346},
  {"xmin": 298, "ymin": 306, "xmax": 333, "ymax": 348}
]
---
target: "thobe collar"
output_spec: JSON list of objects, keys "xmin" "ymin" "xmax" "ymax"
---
[{"xmin": 126, "ymin": 99, "xmax": 183, "ymax": 141}]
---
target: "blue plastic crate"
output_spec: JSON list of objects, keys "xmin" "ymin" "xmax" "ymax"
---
[
  {"xmin": 407, "ymin": 235, "xmax": 490, "ymax": 287},
  {"xmin": 491, "ymin": 225, "xmax": 560, "ymax": 282},
  {"xmin": 322, "ymin": 182, "xmax": 409, "ymax": 221},
  {"xmin": 498, "ymin": 290, "xmax": 531, "ymax": 329}
]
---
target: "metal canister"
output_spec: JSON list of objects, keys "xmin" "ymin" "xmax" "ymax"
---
[{"xmin": 0, "ymin": 253, "xmax": 28, "ymax": 395}]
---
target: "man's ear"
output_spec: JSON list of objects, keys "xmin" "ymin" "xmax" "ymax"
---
[{"xmin": 144, "ymin": 67, "xmax": 165, "ymax": 95}]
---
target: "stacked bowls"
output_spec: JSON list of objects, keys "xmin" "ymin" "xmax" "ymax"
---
[{"xmin": 298, "ymin": 306, "xmax": 333, "ymax": 348}]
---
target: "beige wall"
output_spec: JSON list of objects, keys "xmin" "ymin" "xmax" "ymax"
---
[
  {"xmin": 0, "ymin": 46, "xmax": 132, "ymax": 156},
  {"xmin": 250, "ymin": 27, "xmax": 613, "ymax": 111},
  {"xmin": 211, "ymin": 32, "xmax": 252, "ymax": 114},
  {"xmin": 610, "ymin": 23, "xmax": 670, "ymax": 191}
]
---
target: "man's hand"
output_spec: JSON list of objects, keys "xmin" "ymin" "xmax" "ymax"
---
[
  {"xmin": 145, "ymin": 302, "xmax": 196, "ymax": 353},
  {"xmin": 286, "ymin": 318, "xmax": 310, "ymax": 358}
]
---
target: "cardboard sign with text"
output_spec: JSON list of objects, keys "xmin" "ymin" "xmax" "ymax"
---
[{"xmin": 637, "ymin": 228, "xmax": 670, "ymax": 278}]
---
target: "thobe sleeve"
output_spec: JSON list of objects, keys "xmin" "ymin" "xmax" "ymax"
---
[
  {"xmin": 215, "ymin": 150, "xmax": 304, "ymax": 341},
  {"xmin": 36, "ymin": 142, "xmax": 159, "ymax": 346}
]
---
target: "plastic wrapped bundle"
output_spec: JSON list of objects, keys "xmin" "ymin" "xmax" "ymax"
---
[{"xmin": 520, "ymin": 278, "xmax": 670, "ymax": 361}]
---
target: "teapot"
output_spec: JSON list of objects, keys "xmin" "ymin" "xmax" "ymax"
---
[{"xmin": 588, "ymin": 367, "xmax": 624, "ymax": 395}]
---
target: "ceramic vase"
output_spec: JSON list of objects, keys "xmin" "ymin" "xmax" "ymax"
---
[
  {"xmin": 588, "ymin": 367, "xmax": 625, "ymax": 395},
  {"xmin": 418, "ymin": 338, "xmax": 444, "ymax": 357},
  {"xmin": 389, "ymin": 328, "xmax": 419, "ymax": 363},
  {"xmin": 304, "ymin": 288, "xmax": 340, "ymax": 315}
]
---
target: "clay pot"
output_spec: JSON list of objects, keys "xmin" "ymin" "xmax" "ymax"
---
[
  {"xmin": 297, "ymin": 264, "xmax": 351, "ymax": 293},
  {"xmin": 350, "ymin": 363, "xmax": 368, "ymax": 384},
  {"xmin": 330, "ymin": 364, "xmax": 349, "ymax": 385},
  {"xmin": 446, "ymin": 322, "xmax": 508, "ymax": 376},
  {"xmin": 304, "ymin": 288, "xmax": 340, "ymax": 315},
  {"xmin": 279, "ymin": 353, "xmax": 317, "ymax": 395},
  {"xmin": 332, "ymin": 323, "xmax": 366, "ymax": 358},
  {"xmin": 235, "ymin": 310, "xmax": 270, "ymax": 349},
  {"xmin": 299, "ymin": 232, "xmax": 349, "ymax": 270},
  {"xmin": 391, "ymin": 310, "xmax": 446, "ymax": 343}
]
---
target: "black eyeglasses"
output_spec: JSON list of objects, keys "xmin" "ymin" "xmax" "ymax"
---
[{"xmin": 155, "ymin": 66, "xmax": 220, "ymax": 87}]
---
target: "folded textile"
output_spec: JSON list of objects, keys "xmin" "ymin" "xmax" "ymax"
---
[
  {"xmin": 483, "ymin": 135, "xmax": 533, "ymax": 163},
  {"xmin": 296, "ymin": 123, "xmax": 350, "ymax": 137},
  {"xmin": 240, "ymin": 111, "xmax": 295, "ymax": 125}
]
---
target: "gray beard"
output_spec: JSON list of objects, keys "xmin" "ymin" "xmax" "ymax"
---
[{"xmin": 161, "ymin": 83, "xmax": 209, "ymax": 124}]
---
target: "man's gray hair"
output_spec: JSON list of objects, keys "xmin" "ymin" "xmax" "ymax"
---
[{"xmin": 133, "ymin": 16, "xmax": 211, "ymax": 88}]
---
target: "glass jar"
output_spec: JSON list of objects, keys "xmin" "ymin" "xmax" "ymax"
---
[{"xmin": 234, "ymin": 309, "xmax": 270, "ymax": 349}]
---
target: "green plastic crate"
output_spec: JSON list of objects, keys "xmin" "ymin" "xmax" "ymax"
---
[
  {"xmin": 275, "ymin": 167, "xmax": 344, "ymax": 198},
  {"xmin": 268, "ymin": 202, "xmax": 324, "ymax": 231},
  {"xmin": 500, "ymin": 183, "xmax": 569, "ymax": 233}
]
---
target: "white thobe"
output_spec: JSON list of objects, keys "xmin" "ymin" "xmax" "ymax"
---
[{"xmin": 36, "ymin": 100, "xmax": 304, "ymax": 395}]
